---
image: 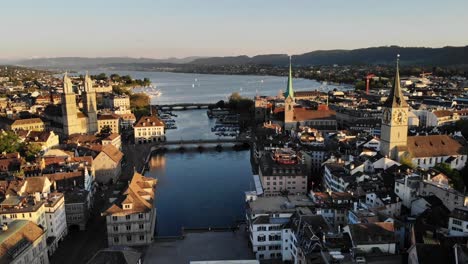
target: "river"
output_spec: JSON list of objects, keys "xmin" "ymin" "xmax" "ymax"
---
[
  {"xmin": 144, "ymin": 109, "xmax": 253, "ymax": 236},
  {"xmin": 85, "ymin": 71, "xmax": 350, "ymax": 236}
]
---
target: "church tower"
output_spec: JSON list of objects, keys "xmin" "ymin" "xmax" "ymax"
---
[
  {"xmin": 83, "ymin": 73, "xmax": 98, "ymax": 134},
  {"xmin": 284, "ymin": 57, "xmax": 295, "ymax": 126},
  {"xmin": 61, "ymin": 72, "xmax": 79, "ymax": 136},
  {"xmin": 380, "ymin": 55, "xmax": 409, "ymax": 160}
]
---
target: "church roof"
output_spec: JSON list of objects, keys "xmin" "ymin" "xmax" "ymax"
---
[
  {"xmin": 406, "ymin": 135, "xmax": 465, "ymax": 158},
  {"xmin": 292, "ymin": 107, "xmax": 336, "ymax": 122},
  {"xmin": 383, "ymin": 56, "xmax": 408, "ymax": 108},
  {"xmin": 284, "ymin": 57, "xmax": 294, "ymax": 99}
]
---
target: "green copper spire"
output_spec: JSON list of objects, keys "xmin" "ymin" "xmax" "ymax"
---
[{"xmin": 284, "ymin": 56, "xmax": 294, "ymax": 99}]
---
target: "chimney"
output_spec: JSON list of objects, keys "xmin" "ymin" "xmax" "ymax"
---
[{"xmin": 34, "ymin": 192, "xmax": 41, "ymax": 202}]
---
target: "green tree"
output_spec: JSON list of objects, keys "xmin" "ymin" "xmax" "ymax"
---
[
  {"xmin": 21, "ymin": 143, "xmax": 42, "ymax": 162},
  {"xmin": 400, "ymin": 152, "xmax": 415, "ymax": 168},
  {"xmin": 0, "ymin": 131, "xmax": 22, "ymax": 153},
  {"xmin": 434, "ymin": 163, "xmax": 465, "ymax": 192},
  {"xmin": 355, "ymin": 80, "xmax": 366, "ymax": 91},
  {"xmin": 100, "ymin": 125, "xmax": 112, "ymax": 135}
]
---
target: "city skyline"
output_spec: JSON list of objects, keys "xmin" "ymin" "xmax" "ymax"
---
[{"xmin": 1, "ymin": 0, "xmax": 468, "ymax": 59}]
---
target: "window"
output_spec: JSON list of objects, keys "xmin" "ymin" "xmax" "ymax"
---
[
  {"xmin": 112, "ymin": 216, "xmax": 117, "ymax": 221},
  {"xmin": 257, "ymin": 235, "xmax": 266, "ymax": 242},
  {"xmin": 126, "ymin": 225, "xmax": 131, "ymax": 231},
  {"xmin": 113, "ymin": 226, "xmax": 118, "ymax": 231},
  {"xmin": 113, "ymin": 237, "xmax": 119, "ymax": 243},
  {"xmin": 139, "ymin": 235, "xmax": 145, "ymax": 241},
  {"xmin": 139, "ymin": 224, "xmax": 144, "ymax": 229},
  {"xmin": 127, "ymin": 235, "xmax": 132, "ymax": 241},
  {"xmin": 126, "ymin": 215, "xmax": 131, "ymax": 220},
  {"xmin": 453, "ymin": 219, "xmax": 462, "ymax": 226},
  {"xmin": 257, "ymin": 246, "xmax": 266, "ymax": 251},
  {"xmin": 138, "ymin": 213, "xmax": 144, "ymax": 219},
  {"xmin": 257, "ymin": 226, "xmax": 266, "ymax": 231}
]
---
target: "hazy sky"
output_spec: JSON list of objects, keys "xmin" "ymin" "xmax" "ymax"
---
[{"xmin": 1, "ymin": 0, "xmax": 467, "ymax": 59}]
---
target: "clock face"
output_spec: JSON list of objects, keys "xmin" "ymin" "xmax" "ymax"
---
[
  {"xmin": 393, "ymin": 110, "xmax": 407, "ymax": 125},
  {"xmin": 383, "ymin": 109, "xmax": 391, "ymax": 124}
]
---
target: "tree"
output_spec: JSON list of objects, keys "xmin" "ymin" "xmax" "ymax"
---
[
  {"xmin": 21, "ymin": 143, "xmax": 42, "ymax": 162},
  {"xmin": 100, "ymin": 125, "xmax": 112, "ymax": 135},
  {"xmin": 0, "ymin": 131, "xmax": 22, "ymax": 153},
  {"xmin": 130, "ymin": 93, "xmax": 150, "ymax": 109},
  {"xmin": 354, "ymin": 80, "xmax": 366, "ymax": 91},
  {"xmin": 400, "ymin": 152, "xmax": 415, "ymax": 168},
  {"xmin": 434, "ymin": 163, "xmax": 465, "ymax": 192}
]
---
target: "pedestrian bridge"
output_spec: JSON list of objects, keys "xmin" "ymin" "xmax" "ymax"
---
[
  {"xmin": 148, "ymin": 138, "xmax": 250, "ymax": 152},
  {"xmin": 155, "ymin": 103, "xmax": 214, "ymax": 110}
]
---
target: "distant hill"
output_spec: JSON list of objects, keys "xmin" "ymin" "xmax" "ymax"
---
[
  {"xmin": 12, "ymin": 45, "xmax": 468, "ymax": 70},
  {"xmin": 15, "ymin": 56, "xmax": 201, "ymax": 69},
  {"xmin": 191, "ymin": 46, "xmax": 468, "ymax": 66}
]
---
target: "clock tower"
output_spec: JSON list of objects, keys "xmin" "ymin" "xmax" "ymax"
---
[{"xmin": 380, "ymin": 56, "xmax": 408, "ymax": 160}]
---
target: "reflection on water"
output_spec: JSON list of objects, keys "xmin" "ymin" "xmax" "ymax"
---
[
  {"xmin": 144, "ymin": 110, "xmax": 253, "ymax": 236},
  {"xmin": 78, "ymin": 70, "xmax": 352, "ymax": 104},
  {"xmin": 149, "ymin": 155, "xmax": 166, "ymax": 174}
]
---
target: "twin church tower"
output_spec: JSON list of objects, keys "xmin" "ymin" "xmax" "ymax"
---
[{"xmin": 61, "ymin": 73, "xmax": 98, "ymax": 136}]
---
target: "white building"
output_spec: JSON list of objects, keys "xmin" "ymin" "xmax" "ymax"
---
[
  {"xmin": 448, "ymin": 207, "xmax": 468, "ymax": 236},
  {"xmin": 0, "ymin": 177, "xmax": 68, "ymax": 255},
  {"xmin": 322, "ymin": 162, "xmax": 351, "ymax": 192},
  {"xmin": 134, "ymin": 116, "xmax": 165, "ymax": 144},
  {"xmin": 0, "ymin": 220, "xmax": 49, "ymax": 264},
  {"xmin": 343, "ymin": 222, "xmax": 397, "ymax": 255},
  {"xmin": 245, "ymin": 195, "xmax": 314, "ymax": 261}
]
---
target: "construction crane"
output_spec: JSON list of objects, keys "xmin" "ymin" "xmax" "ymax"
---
[{"xmin": 366, "ymin": 73, "xmax": 376, "ymax": 95}]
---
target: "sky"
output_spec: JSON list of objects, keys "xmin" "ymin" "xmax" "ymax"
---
[{"xmin": 1, "ymin": 0, "xmax": 467, "ymax": 59}]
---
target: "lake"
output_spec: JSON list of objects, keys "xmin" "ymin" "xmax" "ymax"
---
[{"xmin": 82, "ymin": 70, "xmax": 352, "ymax": 104}]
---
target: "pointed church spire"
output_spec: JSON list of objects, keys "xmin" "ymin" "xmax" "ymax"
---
[
  {"xmin": 384, "ymin": 54, "xmax": 408, "ymax": 108},
  {"xmin": 284, "ymin": 56, "xmax": 294, "ymax": 99}
]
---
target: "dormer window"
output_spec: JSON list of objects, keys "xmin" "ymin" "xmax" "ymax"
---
[{"xmin": 123, "ymin": 203, "xmax": 132, "ymax": 210}]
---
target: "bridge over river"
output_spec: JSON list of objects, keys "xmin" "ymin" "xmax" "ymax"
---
[{"xmin": 154, "ymin": 103, "xmax": 214, "ymax": 110}]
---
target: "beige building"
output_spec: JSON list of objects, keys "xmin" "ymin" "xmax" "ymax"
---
[
  {"xmin": 118, "ymin": 113, "xmax": 136, "ymax": 129},
  {"xmin": 379, "ymin": 60, "xmax": 467, "ymax": 171},
  {"xmin": 103, "ymin": 172, "xmax": 157, "ymax": 247},
  {"xmin": 380, "ymin": 60, "xmax": 409, "ymax": 160},
  {"xmin": 0, "ymin": 220, "xmax": 49, "ymax": 264},
  {"xmin": 94, "ymin": 144, "xmax": 123, "ymax": 183},
  {"xmin": 283, "ymin": 61, "xmax": 336, "ymax": 131},
  {"xmin": 102, "ymin": 133, "xmax": 122, "ymax": 150},
  {"xmin": 61, "ymin": 73, "xmax": 98, "ymax": 137},
  {"xmin": 134, "ymin": 116, "xmax": 165, "ymax": 144},
  {"xmin": 0, "ymin": 177, "xmax": 68, "ymax": 255},
  {"xmin": 97, "ymin": 114, "xmax": 120, "ymax": 134},
  {"xmin": 21, "ymin": 131, "xmax": 60, "ymax": 151},
  {"xmin": 104, "ymin": 94, "xmax": 130, "ymax": 109},
  {"xmin": 11, "ymin": 118, "xmax": 45, "ymax": 132},
  {"xmin": 258, "ymin": 149, "xmax": 307, "ymax": 196}
]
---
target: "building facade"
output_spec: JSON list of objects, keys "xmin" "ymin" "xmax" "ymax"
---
[
  {"xmin": 133, "ymin": 116, "xmax": 165, "ymax": 144},
  {"xmin": 103, "ymin": 172, "xmax": 157, "ymax": 247}
]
